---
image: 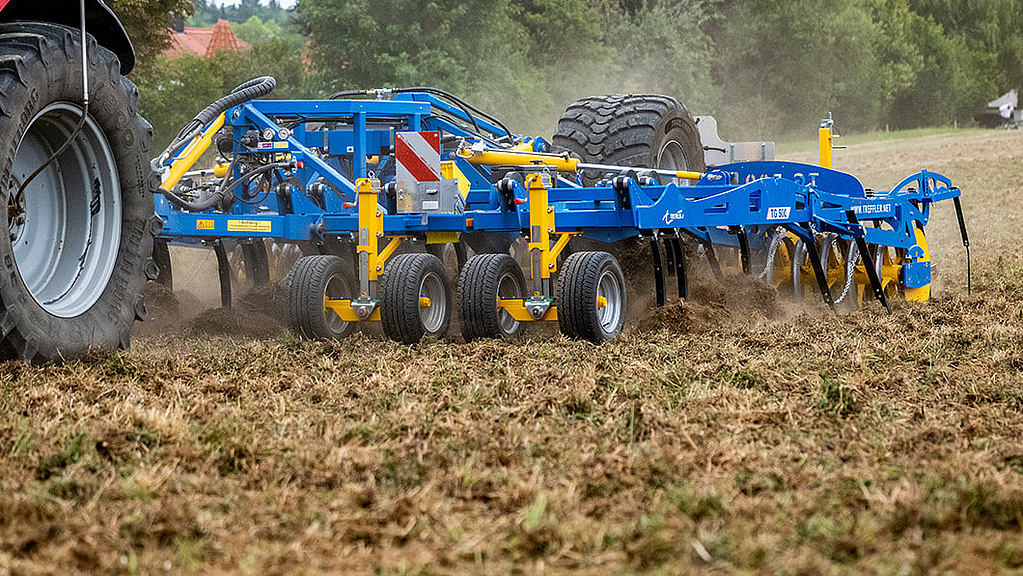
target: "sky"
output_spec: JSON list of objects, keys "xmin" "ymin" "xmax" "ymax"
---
[{"xmin": 209, "ymin": 0, "xmax": 298, "ymax": 8}]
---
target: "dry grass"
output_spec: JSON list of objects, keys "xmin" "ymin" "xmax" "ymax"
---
[{"xmin": 2, "ymin": 129, "xmax": 1023, "ymax": 575}]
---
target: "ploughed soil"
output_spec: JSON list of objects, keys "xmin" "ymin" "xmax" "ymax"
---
[{"xmin": 2, "ymin": 129, "xmax": 1022, "ymax": 575}]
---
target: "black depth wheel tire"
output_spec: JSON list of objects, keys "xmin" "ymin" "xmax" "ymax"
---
[
  {"xmin": 556, "ymin": 251, "xmax": 627, "ymax": 343},
  {"xmin": 286, "ymin": 255, "xmax": 357, "ymax": 340},
  {"xmin": 0, "ymin": 23, "xmax": 156, "ymax": 363},
  {"xmin": 380, "ymin": 253, "xmax": 451, "ymax": 343},
  {"xmin": 458, "ymin": 253, "xmax": 526, "ymax": 341},
  {"xmin": 553, "ymin": 94, "xmax": 705, "ymax": 185}
]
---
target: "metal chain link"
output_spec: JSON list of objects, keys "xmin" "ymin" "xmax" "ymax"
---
[{"xmin": 835, "ymin": 241, "xmax": 859, "ymax": 304}]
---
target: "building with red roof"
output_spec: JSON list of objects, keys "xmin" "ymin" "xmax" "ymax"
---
[{"xmin": 166, "ymin": 19, "xmax": 250, "ymax": 59}]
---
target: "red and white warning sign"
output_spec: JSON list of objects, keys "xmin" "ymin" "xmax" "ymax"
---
[{"xmin": 395, "ymin": 131, "xmax": 442, "ymax": 182}]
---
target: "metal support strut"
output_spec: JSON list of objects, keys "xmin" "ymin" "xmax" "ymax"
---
[
  {"xmin": 651, "ymin": 238, "xmax": 665, "ymax": 307},
  {"xmin": 668, "ymin": 237, "xmax": 689, "ymax": 301},
  {"xmin": 844, "ymin": 211, "xmax": 891, "ymax": 313},
  {"xmin": 212, "ymin": 239, "xmax": 232, "ymax": 309},
  {"xmin": 800, "ymin": 227, "xmax": 835, "ymax": 312}
]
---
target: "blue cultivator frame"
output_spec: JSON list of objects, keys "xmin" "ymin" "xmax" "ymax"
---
[{"xmin": 153, "ymin": 87, "xmax": 970, "ymax": 343}]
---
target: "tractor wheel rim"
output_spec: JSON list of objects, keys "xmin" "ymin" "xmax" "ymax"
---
[
  {"xmin": 496, "ymin": 270, "xmax": 521, "ymax": 335},
  {"xmin": 596, "ymin": 268, "xmax": 623, "ymax": 332},
  {"xmin": 323, "ymin": 273, "xmax": 351, "ymax": 334},
  {"xmin": 419, "ymin": 270, "xmax": 446, "ymax": 333},
  {"xmin": 11, "ymin": 103, "xmax": 121, "ymax": 318}
]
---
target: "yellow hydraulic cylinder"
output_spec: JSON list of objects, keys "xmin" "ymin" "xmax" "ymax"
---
[
  {"xmin": 457, "ymin": 148, "xmax": 580, "ymax": 171},
  {"xmin": 160, "ymin": 113, "xmax": 226, "ymax": 191}
]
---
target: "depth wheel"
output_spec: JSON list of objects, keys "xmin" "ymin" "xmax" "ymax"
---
[
  {"xmin": 458, "ymin": 253, "xmax": 526, "ymax": 341},
  {"xmin": 380, "ymin": 253, "xmax": 451, "ymax": 343},
  {"xmin": 286, "ymin": 255, "xmax": 357, "ymax": 340},
  {"xmin": 556, "ymin": 251, "xmax": 626, "ymax": 343}
]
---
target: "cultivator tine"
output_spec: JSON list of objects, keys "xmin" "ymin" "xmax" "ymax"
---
[
  {"xmin": 651, "ymin": 238, "xmax": 666, "ymax": 307},
  {"xmin": 801, "ymin": 227, "xmax": 835, "ymax": 312},
  {"xmin": 212, "ymin": 239, "xmax": 232, "ymax": 309},
  {"xmin": 844, "ymin": 211, "xmax": 891, "ymax": 313},
  {"xmin": 952, "ymin": 196, "xmax": 971, "ymax": 295},
  {"xmin": 663, "ymin": 237, "xmax": 676, "ymax": 275},
  {"xmin": 704, "ymin": 243, "xmax": 724, "ymax": 280},
  {"xmin": 669, "ymin": 237, "xmax": 689, "ymax": 301},
  {"xmin": 242, "ymin": 239, "xmax": 270, "ymax": 286},
  {"xmin": 731, "ymin": 226, "xmax": 751, "ymax": 274}
]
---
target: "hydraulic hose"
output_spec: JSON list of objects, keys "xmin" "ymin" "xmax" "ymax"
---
[
  {"xmin": 156, "ymin": 76, "xmax": 277, "ymax": 166},
  {"xmin": 161, "ymin": 160, "xmax": 287, "ymax": 213}
]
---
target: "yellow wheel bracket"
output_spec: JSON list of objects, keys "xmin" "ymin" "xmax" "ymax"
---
[{"xmin": 903, "ymin": 227, "xmax": 931, "ymax": 302}]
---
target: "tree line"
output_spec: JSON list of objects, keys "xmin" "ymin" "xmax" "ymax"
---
[{"xmin": 111, "ymin": 0, "xmax": 1023, "ymax": 146}]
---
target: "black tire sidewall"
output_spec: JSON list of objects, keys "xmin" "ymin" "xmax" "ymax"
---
[
  {"xmin": 458, "ymin": 253, "xmax": 524, "ymax": 341},
  {"xmin": 286, "ymin": 255, "xmax": 356, "ymax": 340},
  {"xmin": 0, "ymin": 24, "xmax": 155, "ymax": 362},
  {"xmin": 650, "ymin": 107, "xmax": 706, "ymax": 174},
  {"xmin": 381, "ymin": 253, "xmax": 451, "ymax": 343}
]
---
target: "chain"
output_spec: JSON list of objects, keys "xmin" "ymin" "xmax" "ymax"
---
[{"xmin": 835, "ymin": 241, "xmax": 859, "ymax": 304}]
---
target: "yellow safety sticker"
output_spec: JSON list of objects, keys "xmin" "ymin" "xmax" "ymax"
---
[
  {"xmin": 274, "ymin": 141, "xmax": 289, "ymax": 149},
  {"xmin": 227, "ymin": 220, "xmax": 272, "ymax": 233},
  {"xmin": 196, "ymin": 219, "xmax": 215, "ymax": 230}
]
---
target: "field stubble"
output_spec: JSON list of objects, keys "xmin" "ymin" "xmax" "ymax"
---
[{"xmin": 2, "ymin": 130, "xmax": 1023, "ymax": 575}]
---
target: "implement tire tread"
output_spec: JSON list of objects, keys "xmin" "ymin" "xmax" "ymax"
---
[
  {"xmin": 380, "ymin": 253, "xmax": 450, "ymax": 344},
  {"xmin": 458, "ymin": 253, "xmax": 525, "ymax": 341},
  {"xmin": 286, "ymin": 255, "xmax": 356, "ymax": 340}
]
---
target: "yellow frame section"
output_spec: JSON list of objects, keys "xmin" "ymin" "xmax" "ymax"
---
[
  {"xmin": 325, "ymin": 298, "xmax": 381, "ymax": 322},
  {"xmin": 161, "ymin": 113, "xmax": 226, "ymax": 191},
  {"xmin": 819, "ymin": 126, "xmax": 833, "ymax": 169},
  {"xmin": 354, "ymin": 178, "xmax": 406, "ymax": 288},
  {"xmin": 525, "ymin": 173, "xmax": 578, "ymax": 282},
  {"xmin": 903, "ymin": 228, "xmax": 931, "ymax": 302},
  {"xmin": 497, "ymin": 299, "xmax": 558, "ymax": 322}
]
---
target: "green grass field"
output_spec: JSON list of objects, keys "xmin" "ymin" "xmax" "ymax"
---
[{"xmin": 2, "ymin": 128, "xmax": 1022, "ymax": 575}]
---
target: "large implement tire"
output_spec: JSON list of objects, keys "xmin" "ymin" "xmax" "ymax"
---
[
  {"xmin": 380, "ymin": 253, "xmax": 451, "ymax": 344},
  {"xmin": 553, "ymin": 94, "xmax": 705, "ymax": 184},
  {"xmin": 0, "ymin": 23, "xmax": 156, "ymax": 363},
  {"xmin": 458, "ymin": 253, "xmax": 526, "ymax": 341},
  {"xmin": 556, "ymin": 251, "xmax": 626, "ymax": 343},
  {"xmin": 286, "ymin": 255, "xmax": 357, "ymax": 340}
]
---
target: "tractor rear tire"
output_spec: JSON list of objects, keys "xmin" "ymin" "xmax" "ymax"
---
[
  {"xmin": 553, "ymin": 94, "xmax": 705, "ymax": 184},
  {"xmin": 0, "ymin": 23, "xmax": 157, "ymax": 363}
]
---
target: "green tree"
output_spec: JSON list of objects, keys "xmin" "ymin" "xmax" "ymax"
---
[
  {"xmin": 299, "ymin": 0, "xmax": 546, "ymax": 133},
  {"xmin": 908, "ymin": 0, "xmax": 1023, "ymax": 94},
  {"xmin": 603, "ymin": 0, "xmax": 720, "ymax": 114},
  {"xmin": 106, "ymin": 0, "xmax": 194, "ymax": 76},
  {"xmin": 872, "ymin": 0, "xmax": 997, "ymax": 128},
  {"xmin": 713, "ymin": 0, "xmax": 884, "ymax": 137}
]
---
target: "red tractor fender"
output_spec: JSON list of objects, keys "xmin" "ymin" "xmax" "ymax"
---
[{"xmin": 0, "ymin": 0, "xmax": 135, "ymax": 74}]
